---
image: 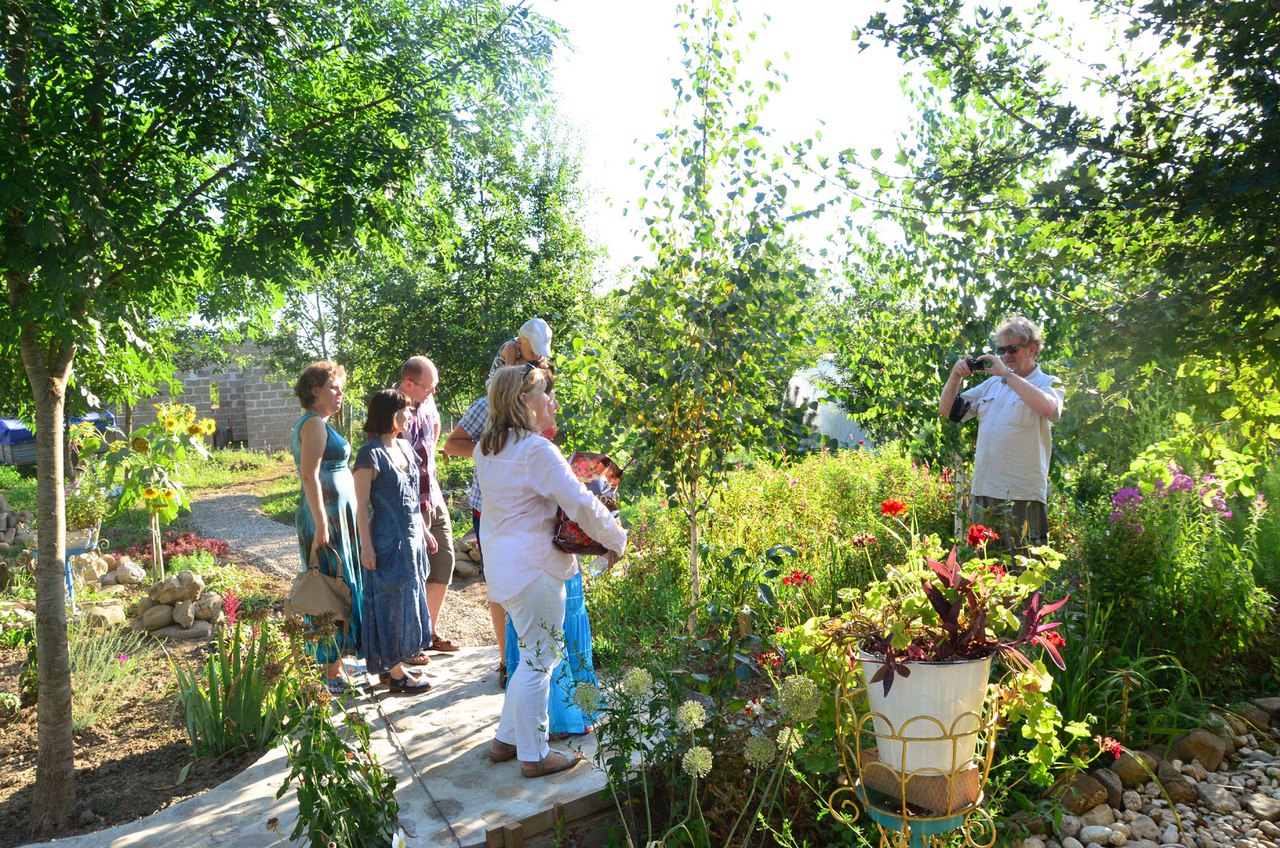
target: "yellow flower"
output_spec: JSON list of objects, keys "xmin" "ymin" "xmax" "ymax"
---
[
  {"xmin": 131, "ymin": 437, "xmax": 149, "ymax": 453},
  {"xmin": 187, "ymin": 424, "xmax": 204, "ymax": 437},
  {"xmin": 201, "ymin": 418, "xmax": 217, "ymax": 435},
  {"xmin": 162, "ymin": 489, "xmax": 176, "ymax": 501},
  {"xmin": 142, "ymin": 487, "xmax": 159, "ymax": 499},
  {"xmin": 162, "ymin": 417, "xmax": 179, "ymax": 432}
]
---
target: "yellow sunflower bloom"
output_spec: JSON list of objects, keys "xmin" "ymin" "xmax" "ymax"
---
[
  {"xmin": 162, "ymin": 489, "xmax": 176, "ymax": 501},
  {"xmin": 131, "ymin": 437, "xmax": 149, "ymax": 453},
  {"xmin": 201, "ymin": 418, "xmax": 217, "ymax": 435},
  {"xmin": 162, "ymin": 417, "xmax": 179, "ymax": 432},
  {"xmin": 187, "ymin": 424, "xmax": 204, "ymax": 437},
  {"xmin": 142, "ymin": 487, "xmax": 159, "ymax": 499}
]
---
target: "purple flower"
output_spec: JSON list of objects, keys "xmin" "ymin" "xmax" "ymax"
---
[{"xmin": 116, "ymin": 653, "xmax": 129, "ymax": 666}]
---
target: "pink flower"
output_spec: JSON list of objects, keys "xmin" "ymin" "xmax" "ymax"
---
[{"xmin": 223, "ymin": 590, "xmax": 242, "ymax": 628}]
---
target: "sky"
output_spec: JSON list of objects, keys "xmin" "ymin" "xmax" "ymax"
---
[{"xmin": 527, "ymin": 0, "xmax": 918, "ymax": 279}]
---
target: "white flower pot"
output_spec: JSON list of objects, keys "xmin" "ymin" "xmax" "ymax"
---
[{"xmin": 858, "ymin": 652, "xmax": 992, "ymax": 775}]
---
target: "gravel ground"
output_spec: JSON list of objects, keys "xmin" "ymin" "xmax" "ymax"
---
[{"xmin": 187, "ymin": 488, "xmax": 498, "ymax": 648}]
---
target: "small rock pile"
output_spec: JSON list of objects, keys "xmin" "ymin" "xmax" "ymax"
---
[
  {"xmin": 128, "ymin": 569, "xmax": 226, "ymax": 640},
  {"xmin": 453, "ymin": 531, "xmax": 482, "ymax": 579},
  {"xmin": 0, "ymin": 494, "xmax": 33, "ymax": 555},
  {"xmin": 1022, "ymin": 697, "xmax": 1280, "ymax": 848}
]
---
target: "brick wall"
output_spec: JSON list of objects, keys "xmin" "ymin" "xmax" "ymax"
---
[{"xmin": 120, "ymin": 359, "xmax": 299, "ymax": 453}]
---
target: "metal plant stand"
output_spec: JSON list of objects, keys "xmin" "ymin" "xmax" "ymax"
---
[{"xmin": 828, "ymin": 661, "xmax": 1001, "ymax": 848}]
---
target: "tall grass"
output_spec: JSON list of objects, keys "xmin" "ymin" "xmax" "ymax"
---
[{"xmin": 68, "ymin": 626, "xmax": 151, "ymax": 731}]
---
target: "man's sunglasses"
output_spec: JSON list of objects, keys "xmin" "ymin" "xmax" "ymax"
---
[{"xmin": 995, "ymin": 344, "xmax": 1023, "ymax": 356}]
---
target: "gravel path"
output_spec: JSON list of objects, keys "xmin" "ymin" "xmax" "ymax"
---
[{"xmin": 186, "ymin": 489, "xmax": 498, "ymax": 648}]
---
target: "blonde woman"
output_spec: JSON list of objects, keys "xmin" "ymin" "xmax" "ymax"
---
[{"xmin": 474, "ymin": 365, "xmax": 625, "ymax": 778}]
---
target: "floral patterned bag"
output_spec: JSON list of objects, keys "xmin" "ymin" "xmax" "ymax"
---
[{"xmin": 552, "ymin": 451, "xmax": 622, "ymax": 555}]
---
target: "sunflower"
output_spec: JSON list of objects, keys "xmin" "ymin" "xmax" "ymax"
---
[
  {"xmin": 187, "ymin": 424, "xmax": 204, "ymax": 437},
  {"xmin": 142, "ymin": 487, "xmax": 159, "ymax": 499},
  {"xmin": 201, "ymin": 418, "xmax": 217, "ymax": 435},
  {"xmin": 162, "ymin": 489, "xmax": 176, "ymax": 501},
  {"xmin": 131, "ymin": 437, "xmax": 149, "ymax": 453},
  {"xmin": 162, "ymin": 417, "xmax": 179, "ymax": 432}
]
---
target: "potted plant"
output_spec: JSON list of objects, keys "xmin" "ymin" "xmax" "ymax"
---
[
  {"xmin": 63, "ymin": 473, "xmax": 108, "ymax": 550},
  {"xmin": 830, "ymin": 507, "xmax": 1069, "ymax": 787}
]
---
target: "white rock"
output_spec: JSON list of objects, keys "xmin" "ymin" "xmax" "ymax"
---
[
  {"xmin": 1021, "ymin": 838, "xmax": 1046, "ymax": 848},
  {"xmin": 1081, "ymin": 805, "xmax": 1118, "ymax": 827},
  {"xmin": 1130, "ymin": 814, "xmax": 1160, "ymax": 841},
  {"xmin": 1060, "ymin": 815, "xmax": 1083, "ymax": 838},
  {"xmin": 116, "ymin": 562, "xmax": 146, "ymax": 585},
  {"xmin": 1079, "ymin": 826, "xmax": 1113, "ymax": 845},
  {"xmin": 1160, "ymin": 825, "xmax": 1180, "ymax": 843},
  {"xmin": 1062, "ymin": 839, "xmax": 1084, "ymax": 848}
]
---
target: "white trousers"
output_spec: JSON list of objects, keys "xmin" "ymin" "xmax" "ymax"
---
[{"xmin": 495, "ymin": 571, "xmax": 566, "ymax": 761}]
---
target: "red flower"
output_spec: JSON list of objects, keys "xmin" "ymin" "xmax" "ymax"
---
[
  {"xmin": 850, "ymin": 532, "xmax": 877, "ymax": 548},
  {"xmin": 981, "ymin": 562, "xmax": 1007, "ymax": 580},
  {"xmin": 880, "ymin": 499, "xmax": 908, "ymax": 517},
  {"xmin": 755, "ymin": 651, "xmax": 782, "ymax": 668},
  {"xmin": 223, "ymin": 590, "xmax": 242, "ymax": 628},
  {"xmin": 1042, "ymin": 630, "xmax": 1066, "ymax": 649},
  {"xmin": 781, "ymin": 569, "xmax": 814, "ymax": 587},
  {"xmin": 1099, "ymin": 736, "xmax": 1123, "ymax": 759},
  {"xmin": 967, "ymin": 524, "xmax": 1001, "ymax": 547}
]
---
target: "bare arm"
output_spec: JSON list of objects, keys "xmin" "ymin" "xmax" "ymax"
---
[
  {"xmin": 298, "ymin": 415, "xmax": 330, "ymax": 551},
  {"xmin": 354, "ymin": 465, "xmax": 377, "ymax": 570},
  {"xmin": 442, "ymin": 423, "xmax": 477, "ymax": 458},
  {"xmin": 499, "ymin": 340, "xmax": 519, "ymax": 367},
  {"xmin": 939, "ymin": 360, "xmax": 970, "ymax": 418}
]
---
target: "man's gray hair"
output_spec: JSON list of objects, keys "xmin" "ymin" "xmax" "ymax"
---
[{"xmin": 995, "ymin": 315, "xmax": 1044, "ymax": 348}]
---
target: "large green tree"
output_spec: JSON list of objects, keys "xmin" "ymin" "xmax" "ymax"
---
[
  {"xmin": 263, "ymin": 103, "xmax": 599, "ymax": 410},
  {"xmin": 616, "ymin": 0, "xmax": 821, "ymax": 623},
  {"xmin": 818, "ymin": 0, "xmax": 1278, "ymax": 479},
  {"xmin": 1, "ymin": 0, "xmax": 557, "ymax": 832}
]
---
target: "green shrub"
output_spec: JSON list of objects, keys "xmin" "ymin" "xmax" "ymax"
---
[
  {"xmin": 173, "ymin": 621, "xmax": 297, "ymax": 757},
  {"xmin": 68, "ymin": 626, "xmax": 150, "ymax": 731}
]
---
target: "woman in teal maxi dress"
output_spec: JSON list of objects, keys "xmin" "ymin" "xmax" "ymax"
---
[{"xmin": 291, "ymin": 361, "xmax": 363, "ymax": 689}]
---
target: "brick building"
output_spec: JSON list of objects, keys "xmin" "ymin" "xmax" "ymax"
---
[{"xmin": 125, "ymin": 357, "xmax": 300, "ymax": 453}]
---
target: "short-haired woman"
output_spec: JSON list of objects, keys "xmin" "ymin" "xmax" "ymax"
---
[
  {"xmin": 291, "ymin": 360, "xmax": 362, "ymax": 693},
  {"xmin": 475, "ymin": 365, "xmax": 626, "ymax": 777},
  {"xmin": 353, "ymin": 389, "xmax": 434, "ymax": 693}
]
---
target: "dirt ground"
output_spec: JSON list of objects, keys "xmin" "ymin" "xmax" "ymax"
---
[{"xmin": 0, "ymin": 555, "xmax": 496, "ymax": 847}]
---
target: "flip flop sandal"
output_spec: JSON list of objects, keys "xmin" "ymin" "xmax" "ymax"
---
[{"xmin": 521, "ymin": 750, "xmax": 583, "ymax": 779}]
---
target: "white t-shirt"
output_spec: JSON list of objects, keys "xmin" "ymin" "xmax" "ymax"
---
[
  {"xmin": 958, "ymin": 366, "xmax": 1065, "ymax": 504},
  {"xmin": 474, "ymin": 432, "xmax": 627, "ymax": 603}
]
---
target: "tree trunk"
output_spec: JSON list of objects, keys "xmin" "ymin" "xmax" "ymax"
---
[
  {"xmin": 686, "ymin": 481, "xmax": 700, "ymax": 635},
  {"xmin": 18, "ymin": 330, "xmax": 78, "ymax": 835}
]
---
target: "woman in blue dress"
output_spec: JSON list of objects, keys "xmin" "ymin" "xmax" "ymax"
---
[
  {"xmin": 353, "ymin": 390, "xmax": 433, "ymax": 693},
  {"xmin": 504, "ymin": 569, "xmax": 598, "ymax": 736},
  {"xmin": 292, "ymin": 361, "xmax": 363, "ymax": 692}
]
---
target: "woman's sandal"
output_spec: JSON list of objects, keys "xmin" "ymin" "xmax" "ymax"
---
[
  {"xmin": 520, "ymin": 750, "xmax": 583, "ymax": 779},
  {"xmin": 324, "ymin": 676, "xmax": 353, "ymax": 696},
  {"xmin": 497, "ymin": 663, "xmax": 508, "ymax": 689},
  {"xmin": 488, "ymin": 740, "xmax": 518, "ymax": 763},
  {"xmin": 403, "ymin": 650, "xmax": 432, "ymax": 666},
  {"xmin": 387, "ymin": 672, "xmax": 432, "ymax": 694}
]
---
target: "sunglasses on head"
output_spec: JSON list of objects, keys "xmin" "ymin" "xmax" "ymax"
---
[{"xmin": 995, "ymin": 344, "xmax": 1023, "ymax": 356}]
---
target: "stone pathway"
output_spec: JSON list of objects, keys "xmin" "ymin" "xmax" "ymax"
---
[{"xmin": 21, "ymin": 648, "xmax": 609, "ymax": 848}]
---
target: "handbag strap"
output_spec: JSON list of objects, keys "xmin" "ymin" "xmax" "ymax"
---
[{"xmin": 307, "ymin": 543, "xmax": 338, "ymax": 571}]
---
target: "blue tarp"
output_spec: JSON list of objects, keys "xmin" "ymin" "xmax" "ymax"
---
[
  {"xmin": 0, "ymin": 412, "xmax": 116, "ymax": 445},
  {"xmin": 0, "ymin": 419, "xmax": 34, "ymax": 446}
]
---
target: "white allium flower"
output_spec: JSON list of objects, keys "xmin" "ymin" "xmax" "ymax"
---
[
  {"xmin": 777, "ymin": 727, "xmax": 803, "ymax": 755},
  {"xmin": 778, "ymin": 676, "xmax": 820, "ymax": 722},
  {"xmin": 572, "ymin": 682, "xmax": 603, "ymax": 714},
  {"xmin": 744, "ymin": 734, "xmax": 776, "ymax": 768},
  {"xmin": 682, "ymin": 745, "xmax": 713, "ymax": 779},
  {"xmin": 622, "ymin": 668, "xmax": 654, "ymax": 700},
  {"xmin": 674, "ymin": 700, "xmax": 707, "ymax": 732}
]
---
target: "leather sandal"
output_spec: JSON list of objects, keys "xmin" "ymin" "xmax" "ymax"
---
[
  {"xmin": 521, "ymin": 750, "xmax": 583, "ymax": 779},
  {"xmin": 488, "ymin": 740, "xmax": 518, "ymax": 763},
  {"xmin": 403, "ymin": 650, "xmax": 432, "ymax": 666},
  {"xmin": 429, "ymin": 636, "xmax": 460, "ymax": 652},
  {"xmin": 387, "ymin": 672, "xmax": 432, "ymax": 694}
]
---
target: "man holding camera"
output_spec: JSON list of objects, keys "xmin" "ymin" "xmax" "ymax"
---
[{"xmin": 939, "ymin": 315, "xmax": 1065, "ymax": 556}]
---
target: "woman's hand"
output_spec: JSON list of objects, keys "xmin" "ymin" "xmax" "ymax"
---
[
  {"xmin": 360, "ymin": 546, "xmax": 377, "ymax": 571},
  {"xmin": 312, "ymin": 524, "xmax": 331, "ymax": 550},
  {"xmin": 605, "ymin": 550, "xmax": 622, "ymax": 567},
  {"xmin": 424, "ymin": 526, "xmax": 439, "ymax": 554}
]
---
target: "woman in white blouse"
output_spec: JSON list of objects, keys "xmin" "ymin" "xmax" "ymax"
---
[{"xmin": 474, "ymin": 364, "xmax": 625, "ymax": 778}]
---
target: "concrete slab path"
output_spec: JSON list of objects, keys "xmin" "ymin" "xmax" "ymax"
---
[{"xmin": 20, "ymin": 647, "xmax": 610, "ymax": 848}]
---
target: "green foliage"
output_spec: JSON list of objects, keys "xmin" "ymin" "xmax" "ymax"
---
[
  {"xmin": 172, "ymin": 622, "xmax": 297, "ymax": 758},
  {"xmin": 612, "ymin": 0, "xmax": 823, "ymax": 614},
  {"xmin": 1071, "ymin": 465, "xmax": 1273, "ymax": 688},
  {"xmin": 277, "ymin": 704, "xmax": 401, "ymax": 848},
  {"xmin": 67, "ymin": 626, "xmax": 150, "ymax": 732}
]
